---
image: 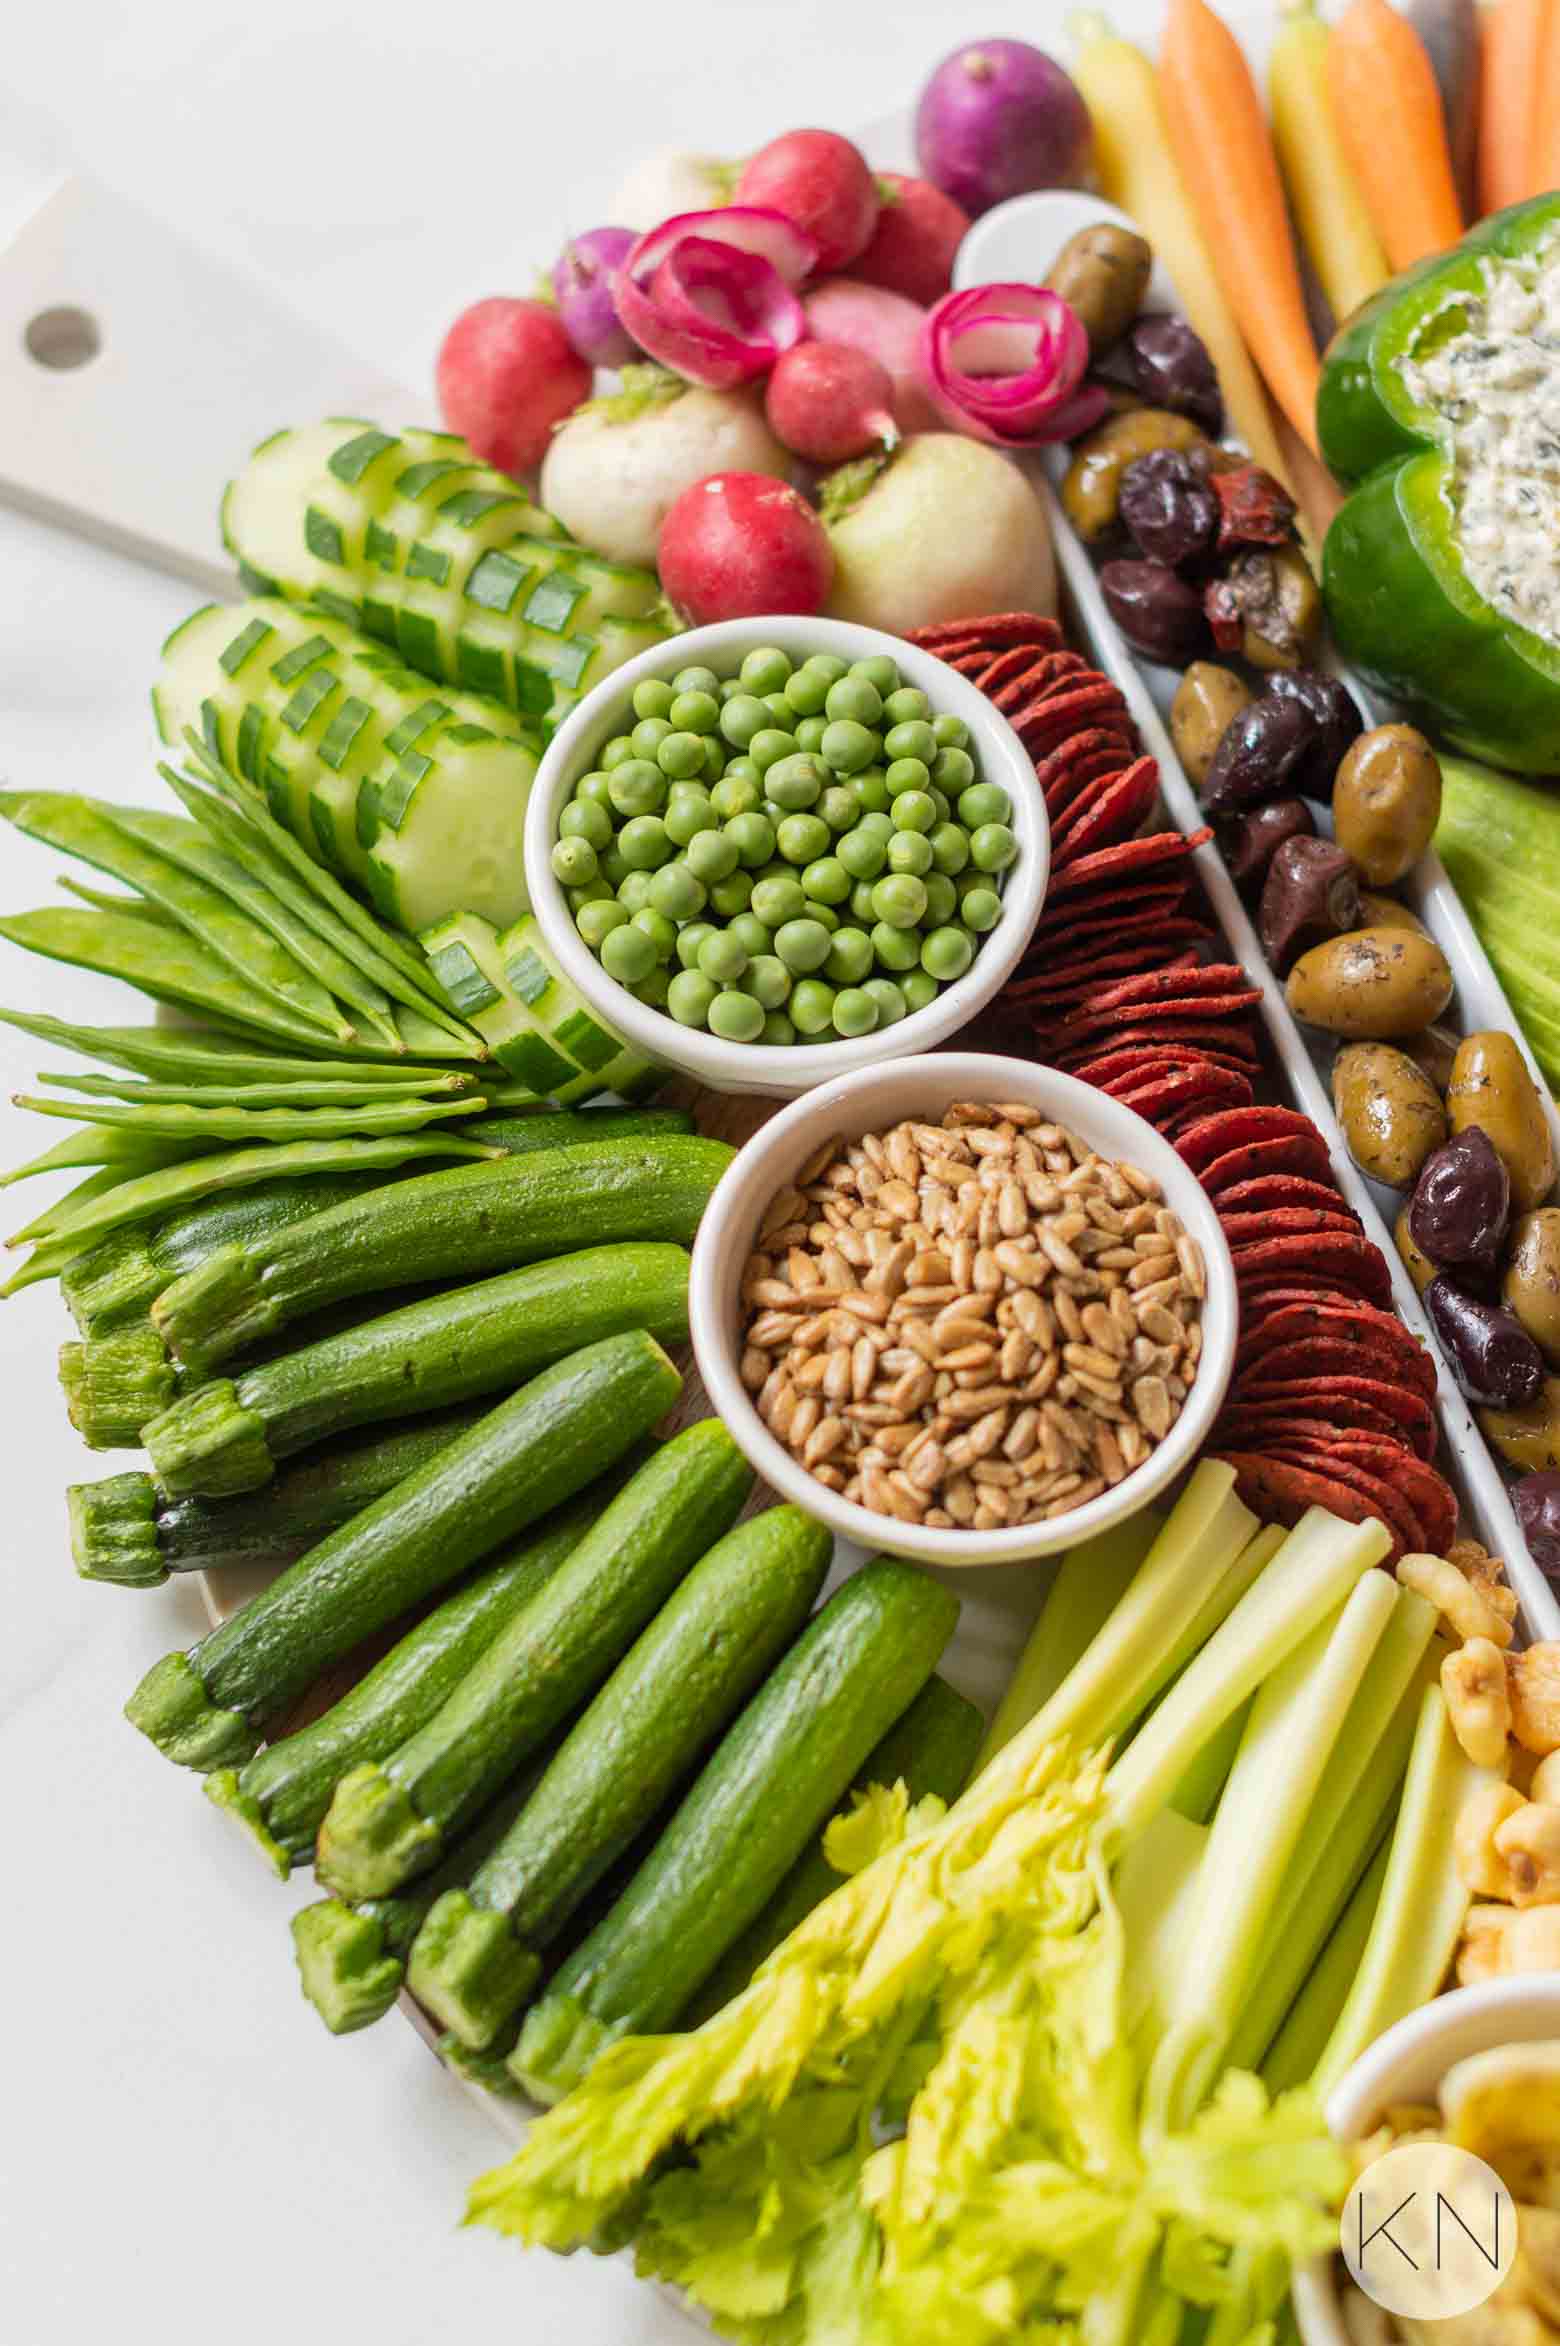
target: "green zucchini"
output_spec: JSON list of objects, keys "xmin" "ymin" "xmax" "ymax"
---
[
  {"xmin": 58, "ymin": 1327, "xmax": 179, "ymax": 1450},
  {"xmin": 203, "ymin": 1464, "xmax": 632, "ymax": 1872},
  {"xmin": 421, "ymin": 910, "xmax": 663, "ymax": 1106},
  {"xmin": 151, "ymin": 1133, "xmax": 729, "ymax": 1375},
  {"xmin": 462, "ymin": 1106, "xmax": 693, "ymax": 1154},
  {"xmin": 313, "ymin": 1421, "xmax": 753, "ymax": 1905},
  {"xmin": 686, "ymin": 1675, "xmax": 984, "ymax": 2025},
  {"xmin": 219, "ymin": 419, "xmax": 669, "ymax": 728},
  {"xmin": 124, "ymin": 1328, "xmax": 681, "ymax": 1773},
  {"xmin": 70, "ymin": 1407, "xmax": 492, "ymax": 1587},
  {"xmin": 408, "ymin": 1504, "xmax": 832, "ymax": 2048},
  {"xmin": 510, "ymin": 1559, "xmax": 961, "ymax": 2102},
  {"xmin": 142, "ymin": 1241, "xmax": 690, "ymax": 1498}
]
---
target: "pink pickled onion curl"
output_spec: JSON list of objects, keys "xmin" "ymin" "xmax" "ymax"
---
[
  {"xmin": 616, "ymin": 207, "xmax": 818, "ymax": 390},
  {"xmin": 918, "ymin": 283, "xmax": 1109, "ymax": 445}
]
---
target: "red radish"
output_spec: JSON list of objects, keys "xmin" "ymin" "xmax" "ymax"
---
[
  {"xmin": 764, "ymin": 343, "xmax": 897, "ymax": 463},
  {"xmin": 658, "ymin": 472, "xmax": 834, "ymax": 623},
  {"xmin": 852, "ymin": 173, "xmax": 971, "ymax": 307},
  {"xmin": 735, "ymin": 131, "xmax": 879, "ymax": 274},
  {"xmin": 436, "ymin": 297, "xmax": 591, "ymax": 477},
  {"xmin": 802, "ymin": 278, "xmax": 941, "ymax": 435}
]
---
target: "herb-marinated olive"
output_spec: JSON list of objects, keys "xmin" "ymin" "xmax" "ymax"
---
[
  {"xmin": 1401, "ymin": 1020, "xmax": 1460, "ymax": 1094},
  {"xmin": 1514, "ymin": 1472, "xmax": 1560, "ymax": 1576},
  {"xmin": 1356, "ymin": 892, "xmax": 1427, "ymax": 937},
  {"xmin": 1482, "ymin": 1377, "xmax": 1560, "ymax": 1474},
  {"xmin": 1332, "ymin": 724, "xmax": 1443, "ymax": 887},
  {"xmin": 1220, "ymin": 543, "xmax": 1322, "ymax": 670},
  {"xmin": 1202, "ymin": 694, "xmax": 1316, "ymax": 814},
  {"xmin": 1505, "ymin": 1210, "xmax": 1560, "ymax": 1368},
  {"xmin": 1332, "ymin": 1042, "xmax": 1447, "ymax": 1189},
  {"xmin": 1259, "ymin": 837, "xmax": 1360, "ymax": 971},
  {"xmin": 1099, "ymin": 560, "xmax": 1209, "ymax": 664},
  {"xmin": 1228, "ymin": 798, "xmax": 1314, "ymax": 890},
  {"xmin": 1118, "ymin": 449, "xmax": 1219, "ymax": 568},
  {"xmin": 1045, "ymin": 223, "xmax": 1153, "ymax": 355},
  {"xmin": 1126, "ymin": 314, "xmax": 1223, "ymax": 434},
  {"xmin": 1447, "ymin": 1030, "xmax": 1557, "ymax": 1214},
  {"xmin": 1261, "ymin": 669, "xmax": 1363, "ymax": 792},
  {"xmin": 1060, "ymin": 408, "xmax": 1207, "ymax": 543},
  {"xmin": 1396, "ymin": 1201, "xmax": 1437, "ymax": 1296},
  {"xmin": 1426, "ymin": 1275, "xmax": 1544, "ymax": 1408},
  {"xmin": 1170, "ymin": 663, "xmax": 1251, "ymax": 789},
  {"xmin": 1408, "ymin": 1126, "xmax": 1511, "ymax": 1276},
  {"xmin": 1285, "ymin": 926, "xmax": 1455, "ymax": 1040}
]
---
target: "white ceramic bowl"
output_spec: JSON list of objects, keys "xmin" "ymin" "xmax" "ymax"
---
[
  {"xmin": 523, "ymin": 617, "xmax": 1049, "ymax": 1099},
  {"xmin": 1293, "ymin": 1977, "xmax": 1560, "ymax": 2345},
  {"xmin": 689, "ymin": 1052, "xmax": 1237, "ymax": 1565}
]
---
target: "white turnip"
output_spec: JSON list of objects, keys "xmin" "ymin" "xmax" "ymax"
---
[
  {"xmin": 435, "ymin": 298, "xmax": 591, "ymax": 478},
  {"xmin": 608, "ymin": 148, "xmax": 735, "ymax": 232},
  {"xmin": 734, "ymin": 130, "xmax": 879, "ymax": 274},
  {"xmin": 822, "ymin": 434, "xmax": 1055, "ymax": 635},
  {"xmin": 659, "ymin": 472, "xmax": 833, "ymax": 624},
  {"xmin": 540, "ymin": 379, "xmax": 789, "ymax": 567},
  {"xmin": 801, "ymin": 279, "xmax": 940, "ymax": 435},
  {"xmin": 763, "ymin": 344, "xmax": 896, "ymax": 464}
]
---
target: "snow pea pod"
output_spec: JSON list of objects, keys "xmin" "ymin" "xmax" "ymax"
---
[
  {"xmin": 0, "ymin": 1123, "xmax": 199, "ymax": 1188},
  {"xmin": 0, "ymin": 905, "xmax": 344, "ymax": 1052},
  {"xmin": 0, "ymin": 1011, "xmax": 464, "ymax": 1089},
  {"xmin": 14, "ymin": 1091, "xmax": 486, "ymax": 1145},
  {"xmin": 40, "ymin": 1070, "xmax": 476, "ymax": 1109}
]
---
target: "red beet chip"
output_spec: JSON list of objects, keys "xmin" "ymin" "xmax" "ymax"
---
[
  {"xmin": 1056, "ymin": 1023, "xmax": 1260, "ymax": 1069},
  {"xmin": 1016, "ymin": 689, "xmax": 1133, "ymax": 755},
  {"xmin": 1213, "ymin": 1452, "xmax": 1403, "ymax": 1552},
  {"xmin": 1177, "ymin": 1104, "xmax": 1327, "ymax": 1174},
  {"xmin": 1235, "ymin": 1300, "xmax": 1434, "ymax": 1396},
  {"xmin": 1218, "ymin": 1402, "xmax": 1405, "ymax": 1447},
  {"xmin": 1047, "ymin": 829, "xmax": 1212, "ymax": 898},
  {"xmin": 1252, "ymin": 1443, "xmax": 1418, "ymax": 1560},
  {"xmin": 1219, "ymin": 1207, "xmax": 1368, "ymax": 1247},
  {"xmin": 908, "ymin": 612, "xmax": 1063, "ymax": 651},
  {"xmin": 1215, "ymin": 1175, "xmax": 1355, "ymax": 1220},
  {"xmin": 1228, "ymin": 1230, "xmax": 1393, "ymax": 1306},
  {"xmin": 1230, "ymin": 1370, "xmax": 1435, "ymax": 1461},
  {"xmin": 988, "ymin": 649, "xmax": 1092, "ymax": 708},
  {"xmin": 1106, "ymin": 1063, "xmax": 1254, "ymax": 1116},
  {"xmin": 1197, "ymin": 1132, "xmax": 1337, "ymax": 1193},
  {"xmin": 1074, "ymin": 962, "xmax": 1263, "ymax": 1011},
  {"xmin": 1051, "ymin": 759, "xmax": 1163, "ymax": 868}
]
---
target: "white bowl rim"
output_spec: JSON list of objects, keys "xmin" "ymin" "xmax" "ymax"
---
[
  {"xmin": 522, "ymin": 617, "xmax": 1050, "ymax": 1098},
  {"xmin": 688, "ymin": 1050, "xmax": 1238, "ymax": 1565}
]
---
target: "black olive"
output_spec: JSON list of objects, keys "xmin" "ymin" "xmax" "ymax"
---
[
  {"xmin": 1258, "ymin": 837, "xmax": 1361, "ymax": 971},
  {"xmin": 1408, "ymin": 1126, "xmax": 1511, "ymax": 1277},
  {"xmin": 1515, "ymin": 1473, "xmax": 1560, "ymax": 1578},
  {"xmin": 1201, "ymin": 694, "xmax": 1318, "ymax": 814},
  {"xmin": 1227, "ymin": 798, "xmax": 1315, "ymax": 890},
  {"xmin": 1127, "ymin": 314, "xmax": 1223, "ymax": 434},
  {"xmin": 1118, "ymin": 449, "xmax": 1220, "ymax": 569},
  {"xmin": 1262, "ymin": 670, "xmax": 1365, "ymax": 792},
  {"xmin": 1099, "ymin": 560, "xmax": 1210, "ymax": 665},
  {"xmin": 1426, "ymin": 1276, "xmax": 1544, "ymax": 1408}
]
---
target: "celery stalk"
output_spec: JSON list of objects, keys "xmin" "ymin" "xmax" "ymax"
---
[
  {"xmin": 1117, "ymin": 1805, "xmax": 1208, "ymax": 2041},
  {"xmin": 1104, "ymin": 1508, "xmax": 1391, "ymax": 1845},
  {"xmin": 1263, "ymin": 1839, "xmax": 1390, "ymax": 2098},
  {"xmin": 977, "ymin": 1509, "xmax": 1160, "ymax": 1767},
  {"xmin": 1133, "ymin": 1521, "xmax": 1286, "ymax": 1726},
  {"xmin": 1169, "ymin": 1696, "xmax": 1249, "ymax": 1825},
  {"xmin": 1311, "ymin": 1685, "xmax": 1492, "ymax": 2098},
  {"xmin": 1145, "ymin": 1570, "xmax": 1398, "ymax": 2132}
]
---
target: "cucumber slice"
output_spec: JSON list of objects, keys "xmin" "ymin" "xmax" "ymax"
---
[
  {"xmin": 498, "ymin": 915, "xmax": 641, "ymax": 1093},
  {"xmin": 419, "ymin": 913, "xmax": 663, "ymax": 1104}
]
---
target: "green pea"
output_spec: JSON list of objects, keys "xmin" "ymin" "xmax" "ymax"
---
[
  {"xmin": 709, "ymin": 869, "xmax": 755, "ymax": 917},
  {"xmin": 885, "ymin": 756, "xmax": 931, "ymax": 798},
  {"xmin": 819, "ymin": 784, "xmax": 858, "ymax": 834},
  {"xmin": 970, "ymin": 822, "xmax": 1017, "ymax": 874},
  {"xmin": 762, "ymin": 693, "xmax": 792, "ymax": 724},
  {"xmin": 850, "ymin": 654, "xmax": 900, "ymax": 698},
  {"xmin": 884, "ymin": 720, "xmax": 936, "ymax": 765},
  {"xmin": 599, "ymin": 922, "xmax": 656, "ymax": 987},
  {"xmin": 726, "ymin": 811, "xmax": 776, "ymax": 869},
  {"xmin": 741, "ymin": 646, "xmax": 792, "ymax": 695},
  {"xmin": 631, "ymin": 715, "xmax": 673, "ymax": 761},
  {"xmin": 744, "ymin": 953, "xmax": 791, "ymax": 1010},
  {"xmin": 922, "ymin": 925, "xmax": 974, "ymax": 982},
  {"xmin": 656, "ymin": 730, "xmax": 706, "ymax": 780},
  {"xmin": 929, "ymin": 820, "xmax": 970, "ymax": 875},
  {"xmin": 670, "ymin": 688, "xmax": 720, "ymax": 734},
  {"xmin": 774, "ymin": 917, "xmax": 831, "ymax": 974},
  {"xmin": 711, "ymin": 772, "xmax": 762, "ymax": 820},
  {"xmin": 667, "ymin": 969, "xmax": 717, "ymax": 1027},
  {"xmin": 784, "ymin": 665, "xmax": 829, "ymax": 717},
  {"xmin": 632, "ymin": 677, "xmax": 675, "ymax": 722},
  {"xmin": 777, "ymin": 812, "xmax": 830, "ymax": 866},
  {"xmin": 902, "ymin": 969, "xmax": 938, "ymax": 1013},
  {"xmin": 848, "ymin": 880, "xmax": 878, "ymax": 924},
  {"xmin": 796, "ymin": 715, "xmax": 829, "ymax": 756},
  {"xmin": 709, "ymin": 989, "xmax": 765, "ymax": 1043},
  {"xmin": 832, "ymin": 986, "xmax": 879, "ymax": 1038},
  {"xmin": 576, "ymin": 769, "xmax": 614, "ymax": 807},
  {"xmin": 959, "ymin": 781, "xmax": 1011, "ymax": 829},
  {"xmin": 825, "ymin": 675, "xmax": 882, "ymax": 727},
  {"xmin": 891, "ymin": 790, "xmax": 937, "ymax": 835},
  {"xmin": 600, "ymin": 846, "xmax": 630, "ymax": 888},
  {"xmin": 837, "ymin": 827, "xmax": 887, "ymax": 881},
  {"xmin": 727, "ymin": 912, "xmax": 773, "ymax": 960},
  {"xmin": 567, "ymin": 879, "xmax": 611, "ymax": 913},
  {"xmin": 932, "ymin": 746, "xmax": 974, "ymax": 791},
  {"xmin": 790, "ymin": 977, "xmax": 837, "ymax": 1035},
  {"xmin": 647, "ymin": 861, "xmax": 706, "ymax": 922},
  {"xmin": 922, "ymin": 872, "xmax": 957, "ymax": 926},
  {"xmin": 858, "ymin": 810, "xmax": 895, "ymax": 844},
  {"xmin": 879, "ymin": 871, "xmax": 932, "ymax": 928},
  {"xmin": 576, "ymin": 899, "xmax": 628, "ymax": 949},
  {"xmin": 750, "ymin": 727, "xmax": 798, "ymax": 773},
  {"xmin": 606, "ymin": 760, "xmax": 666, "ymax": 819},
  {"xmin": 720, "ymin": 677, "xmax": 744, "ymax": 702},
  {"xmin": 811, "ymin": 901, "xmax": 841, "ymax": 933},
  {"xmin": 702, "ymin": 734, "xmax": 726, "ymax": 779},
  {"xmin": 932, "ymin": 712, "xmax": 968, "ymax": 749},
  {"xmin": 725, "ymin": 755, "xmax": 762, "ymax": 789},
  {"xmin": 635, "ymin": 967, "xmax": 672, "ymax": 1011},
  {"xmin": 766, "ymin": 753, "xmax": 825, "ymax": 811},
  {"xmin": 751, "ymin": 874, "xmax": 807, "ymax": 927},
  {"xmin": 887, "ymin": 831, "xmax": 934, "ymax": 878},
  {"xmin": 871, "ymin": 921, "xmax": 921, "ymax": 973},
  {"xmin": 850, "ymin": 768, "xmax": 889, "ymax": 814},
  {"xmin": 806, "ymin": 653, "xmax": 848, "ymax": 687},
  {"xmin": 600, "ymin": 734, "xmax": 636, "ymax": 769},
  {"xmin": 695, "ymin": 930, "xmax": 747, "ymax": 986},
  {"xmin": 960, "ymin": 885, "xmax": 1002, "ymax": 934},
  {"xmin": 560, "ymin": 798, "xmax": 611, "ymax": 850},
  {"xmin": 824, "ymin": 926, "xmax": 873, "ymax": 986},
  {"xmin": 551, "ymin": 836, "xmax": 598, "ymax": 887},
  {"xmin": 682, "ymin": 828, "xmax": 737, "ymax": 888},
  {"xmin": 676, "ymin": 921, "xmax": 716, "ymax": 970},
  {"xmin": 618, "ymin": 814, "xmax": 673, "ymax": 870},
  {"xmin": 821, "ymin": 719, "xmax": 879, "ymax": 774},
  {"xmin": 633, "ymin": 907, "xmax": 678, "ymax": 961},
  {"xmin": 673, "ymin": 665, "xmax": 721, "ymax": 697},
  {"xmin": 664, "ymin": 791, "xmax": 719, "ymax": 847},
  {"xmin": 883, "ymin": 686, "xmax": 930, "ymax": 727},
  {"xmin": 862, "ymin": 976, "xmax": 907, "ymax": 1027},
  {"xmin": 802, "ymin": 855, "xmax": 850, "ymax": 906},
  {"xmin": 718, "ymin": 693, "xmax": 769, "ymax": 749},
  {"xmin": 761, "ymin": 1011, "xmax": 797, "ymax": 1047},
  {"xmin": 616, "ymin": 870, "xmax": 654, "ymax": 914},
  {"xmin": 928, "ymin": 786, "xmax": 952, "ymax": 823}
]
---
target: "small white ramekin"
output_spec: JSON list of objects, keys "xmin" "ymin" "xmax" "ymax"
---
[
  {"xmin": 522, "ymin": 616, "xmax": 1049, "ymax": 1100},
  {"xmin": 1293, "ymin": 1976, "xmax": 1560, "ymax": 2346},
  {"xmin": 688, "ymin": 1052, "xmax": 1237, "ymax": 1565}
]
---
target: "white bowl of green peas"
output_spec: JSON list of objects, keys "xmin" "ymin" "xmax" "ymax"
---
[{"xmin": 524, "ymin": 617, "xmax": 1050, "ymax": 1098}]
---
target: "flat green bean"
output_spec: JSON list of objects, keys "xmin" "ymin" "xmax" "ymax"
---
[
  {"xmin": 14, "ymin": 1092, "xmax": 487, "ymax": 1144},
  {"xmin": 0, "ymin": 906, "xmax": 340, "ymax": 1052}
]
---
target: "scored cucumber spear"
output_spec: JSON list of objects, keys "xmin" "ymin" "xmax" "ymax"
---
[
  {"xmin": 406, "ymin": 1503, "xmax": 830, "ymax": 2050},
  {"xmin": 125, "ymin": 1328, "xmax": 681, "ymax": 1773},
  {"xmin": 150, "ymin": 1133, "xmax": 731, "ymax": 1375},
  {"xmin": 141, "ymin": 1241, "xmax": 691, "ymax": 1498},
  {"xmin": 314, "ymin": 1422, "xmax": 754, "ymax": 1906}
]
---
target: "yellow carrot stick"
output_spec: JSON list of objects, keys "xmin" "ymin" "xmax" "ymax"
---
[{"xmin": 1270, "ymin": 0, "xmax": 1391, "ymax": 326}]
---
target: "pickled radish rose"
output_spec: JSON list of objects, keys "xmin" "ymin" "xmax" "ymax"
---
[
  {"xmin": 658, "ymin": 472, "xmax": 834, "ymax": 623},
  {"xmin": 436, "ymin": 297, "xmax": 591, "ymax": 477}
]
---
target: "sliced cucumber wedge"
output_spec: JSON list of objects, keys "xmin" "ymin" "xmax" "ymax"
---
[{"xmin": 420, "ymin": 912, "xmax": 664, "ymax": 1105}]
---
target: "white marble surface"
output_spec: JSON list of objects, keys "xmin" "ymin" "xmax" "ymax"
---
[{"xmin": 0, "ymin": 6, "xmax": 1172, "ymax": 2340}]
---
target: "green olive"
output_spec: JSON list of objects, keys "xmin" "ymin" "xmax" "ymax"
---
[
  {"xmin": 1332, "ymin": 724, "xmax": 1443, "ymax": 887},
  {"xmin": 1480, "ymin": 1375, "xmax": 1560, "ymax": 1474},
  {"xmin": 1505, "ymin": 1210, "xmax": 1560, "ymax": 1368},
  {"xmin": 1285, "ymin": 925, "xmax": 1455, "ymax": 1040},
  {"xmin": 1060, "ymin": 408, "xmax": 1208, "ymax": 543},
  {"xmin": 1236, "ymin": 544, "xmax": 1322, "ymax": 671},
  {"xmin": 1045, "ymin": 223, "xmax": 1153, "ymax": 356},
  {"xmin": 1170, "ymin": 663, "xmax": 1252, "ymax": 790},
  {"xmin": 1401, "ymin": 1020, "xmax": 1460, "ymax": 1094},
  {"xmin": 1331, "ymin": 1042, "xmax": 1447, "ymax": 1189},
  {"xmin": 1355, "ymin": 890, "xmax": 1427, "ymax": 937},
  {"xmin": 1447, "ymin": 1029, "xmax": 1557, "ymax": 1212},
  {"xmin": 1395, "ymin": 1202, "xmax": 1437, "ymax": 1297}
]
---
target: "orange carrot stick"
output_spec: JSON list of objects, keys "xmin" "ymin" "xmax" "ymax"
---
[
  {"xmin": 1526, "ymin": 0, "xmax": 1560, "ymax": 196},
  {"xmin": 1158, "ymin": 0, "xmax": 1322, "ymax": 453},
  {"xmin": 1328, "ymin": 0, "xmax": 1466, "ymax": 266},
  {"xmin": 1479, "ymin": 0, "xmax": 1552, "ymax": 212}
]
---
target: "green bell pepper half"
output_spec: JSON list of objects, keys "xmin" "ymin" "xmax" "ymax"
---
[{"xmin": 1318, "ymin": 194, "xmax": 1560, "ymax": 774}]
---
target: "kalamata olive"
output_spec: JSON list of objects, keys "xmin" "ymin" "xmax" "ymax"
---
[
  {"xmin": 1228, "ymin": 797, "xmax": 1315, "ymax": 890},
  {"xmin": 1408, "ymin": 1125, "xmax": 1511, "ymax": 1277},
  {"xmin": 1218, "ymin": 544, "xmax": 1322, "ymax": 670},
  {"xmin": 1514, "ymin": 1471, "xmax": 1560, "ymax": 1577},
  {"xmin": 1262, "ymin": 669, "xmax": 1364, "ymax": 792},
  {"xmin": 1201, "ymin": 693, "xmax": 1317, "ymax": 814},
  {"xmin": 1127, "ymin": 314, "xmax": 1223, "ymax": 434},
  {"xmin": 1259, "ymin": 837, "xmax": 1361, "ymax": 971},
  {"xmin": 1099, "ymin": 559, "xmax": 1209, "ymax": 664},
  {"xmin": 1118, "ymin": 448, "xmax": 1219, "ymax": 568},
  {"xmin": 1426, "ymin": 1275, "xmax": 1544, "ymax": 1409},
  {"xmin": 1060, "ymin": 408, "xmax": 1208, "ymax": 543}
]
